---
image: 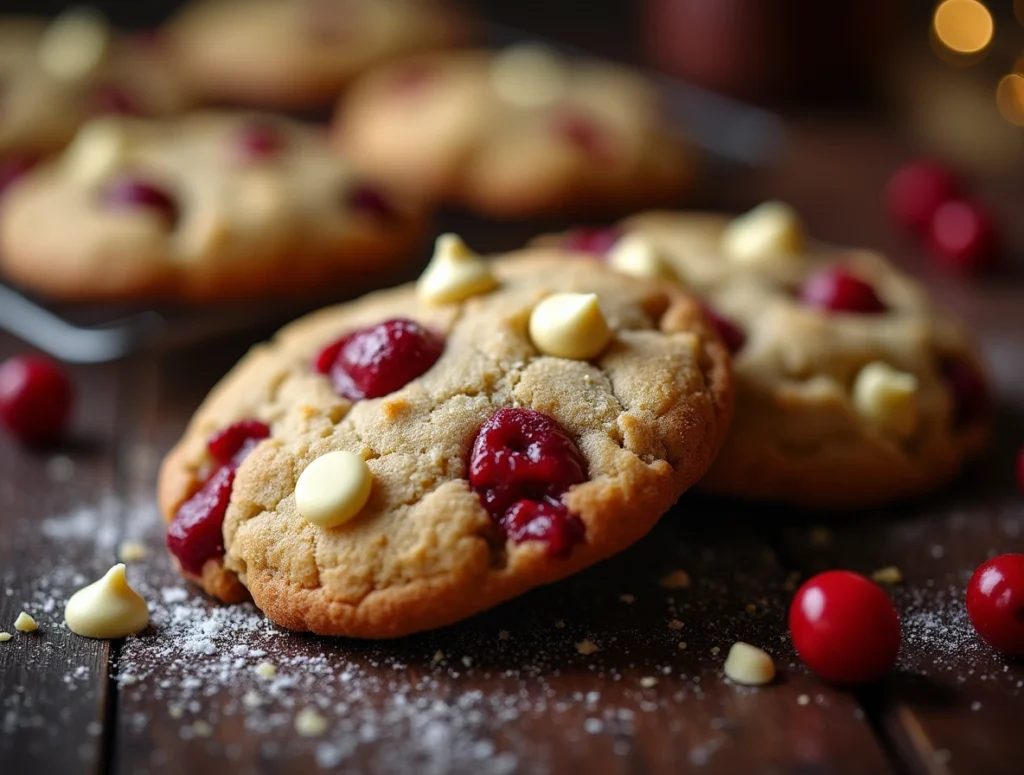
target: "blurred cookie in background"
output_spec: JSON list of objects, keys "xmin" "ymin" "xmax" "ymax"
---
[
  {"xmin": 332, "ymin": 45, "xmax": 695, "ymax": 219},
  {"xmin": 166, "ymin": 0, "xmax": 470, "ymax": 109},
  {"xmin": 0, "ymin": 112, "xmax": 429, "ymax": 303}
]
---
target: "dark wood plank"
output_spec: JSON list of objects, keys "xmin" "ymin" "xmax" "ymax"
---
[{"xmin": 0, "ymin": 333, "xmax": 123, "ymax": 774}]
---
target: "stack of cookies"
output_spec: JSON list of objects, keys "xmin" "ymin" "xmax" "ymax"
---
[{"xmin": 0, "ymin": 3, "xmax": 991, "ymax": 636}]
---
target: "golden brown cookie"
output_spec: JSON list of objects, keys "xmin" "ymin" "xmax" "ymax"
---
[
  {"xmin": 158, "ymin": 243, "xmax": 733, "ymax": 637},
  {"xmin": 0, "ymin": 112, "xmax": 428, "ymax": 302},
  {"xmin": 333, "ymin": 46, "xmax": 694, "ymax": 218},
  {"xmin": 540, "ymin": 205, "xmax": 990, "ymax": 509}
]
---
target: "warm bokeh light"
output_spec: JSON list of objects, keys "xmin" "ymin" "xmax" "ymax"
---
[
  {"xmin": 996, "ymin": 73, "xmax": 1024, "ymax": 126},
  {"xmin": 933, "ymin": 0, "xmax": 995, "ymax": 55}
]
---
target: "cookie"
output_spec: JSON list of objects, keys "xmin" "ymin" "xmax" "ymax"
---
[
  {"xmin": 333, "ymin": 45, "xmax": 694, "ymax": 218},
  {"xmin": 542, "ymin": 205, "xmax": 990, "ymax": 509},
  {"xmin": 157, "ymin": 239, "xmax": 733, "ymax": 637},
  {"xmin": 0, "ymin": 111, "xmax": 429, "ymax": 302},
  {"xmin": 167, "ymin": 0, "xmax": 467, "ymax": 108},
  {"xmin": 0, "ymin": 11, "xmax": 189, "ymax": 163}
]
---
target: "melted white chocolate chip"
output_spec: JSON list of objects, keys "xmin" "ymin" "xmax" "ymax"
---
[
  {"xmin": 65, "ymin": 564, "xmax": 149, "ymax": 639},
  {"xmin": 721, "ymin": 201, "xmax": 805, "ymax": 266},
  {"xmin": 490, "ymin": 44, "xmax": 569, "ymax": 108},
  {"xmin": 296, "ymin": 450, "xmax": 373, "ymax": 528},
  {"xmin": 607, "ymin": 233, "xmax": 675, "ymax": 280},
  {"xmin": 852, "ymin": 361, "xmax": 919, "ymax": 438},
  {"xmin": 13, "ymin": 612, "xmax": 37, "ymax": 633},
  {"xmin": 417, "ymin": 234, "xmax": 497, "ymax": 305},
  {"xmin": 38, "ymin": 7, "xmax": 112, "ymax": 82},
  {"xmin": 529, "ymin": 292, "xmax": 612, "ymax": 361},
  {"xmin": 63, "ymin": 118, "xmax": 131, "ymax": 182},
  {"xmin": 723, "ymin": 641, "xmax": 776, "ymax": 685}
]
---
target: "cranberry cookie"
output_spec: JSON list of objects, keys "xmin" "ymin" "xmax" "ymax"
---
[
  {"xmin": 542, "ymin": 205, "xmax": 990, "ymax": 509},
  {"xmin": 0, "ymin": 11, "xmax": 188, "ymax": 164},
  {"xmin": 158, "ymin": 239, "xmax": 733, "ymax": 637},
  {"xmin": 333, "ymin": 45, "xmax": 694, "ymax": 218},
  {"xmin": 0, "ymin": 112, "xmax": 428, "ymax": 302},
  {"xmin": 167, "ymin": 0, "xmax": 467, "ymax": 108}
]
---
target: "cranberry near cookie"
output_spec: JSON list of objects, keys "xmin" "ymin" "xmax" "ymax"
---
[
  {"xmin": 541, "ymin": 204, "xmax": 990, "ymax": 509},
  {"xmin": 0, "ymin": 112, "xmax": 427, "ymax": 302},
  {"xmin": 333, "ymin": 45, "xmax": 694, "ymax": 218},
  {"xmin": 157, "ymin": 239, "xmax": 733, "ymax": 637}
]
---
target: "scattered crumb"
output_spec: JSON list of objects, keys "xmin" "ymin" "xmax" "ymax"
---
[
  {"xmin": 618, "ymin": 594, "xmax": 635, "ymax": 604},
  {"xmin": 668, "ymin": 619, "xmax": 684, "ymax": 631},
  {"xmin": 242, "ymin": 691, "xmax": 263, "ymax": 710},
  {"xmin": 461, "ymin": 656, "xmax": 472, "ymax": 668},
  {"xmin": 575, "ymin": 640, "xmax": 599, "ymax": 656},
  {"xmin": 432, "ymin": 650, "xmax": 445, "ymax": 663},
  {"xmin": 498, "ymin": 630, "xmax": 510, "ymax": 641},
  {"xmin": 797, "ymin": 694, "xmax": 810, "ymax": 706},
  {"xmin": 254, "ymin": 661, "xmax": 277, "ymax": 679},
  {"xmin": 659, "ymin": 570, "xmax": 691, "ymax": 589},
  {"xmin": 295, "ymin": 707, "xmax": 329, "ymax": 737},
  {"xmin": 745, "ymin": 603, "xmax": 756, "ymax": 614},
  {"xmin": 677, "ymin": 642, "xmax": 688, "ymax": 650},
  {"xmin": 871, "ymin": 566, "xmax": 903, "ymax": 585},
  {"xmin": 554, "ymin": 620, "xmax": 565, "ymax": 629},
  {"xmin": 723, "ymin": 642, "xmax": 776, "ymax": 686},
  {"xmin": 14, "ymin": 612, "xmax": 38, "ymax": 632},
  {"xmin": 710, "ymin": 646, "xmax": 721, "ymax": 656},
  {"xmin": 119, "ymin": 541, "xmax": 149, "ymax": 562},
  {"xmin": 639, "ymin": 677, "xmax": 658, "ymax": 688},
  {"xmin": 0, "ymin": 632, "xmax": 11, "ymax": 642}
]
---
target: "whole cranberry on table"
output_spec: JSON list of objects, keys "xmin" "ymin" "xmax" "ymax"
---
[
  {"xmin": 966, "ymin": 554, "xmax": 1024, "ymax": 657},
  {"xmin": 0, "ymin": 355, "xmax": 73, "ymax": 447},
  {"xmin": 885, "ymin": 159, "xmax": 960, "ymax": 233},
  {"xmin": 789, "ymin": 570, "xmax": 902, "ymax": 683},
  {"xmin": 927, "ymin": 198, "xmax": 997, "ymax": 273}
]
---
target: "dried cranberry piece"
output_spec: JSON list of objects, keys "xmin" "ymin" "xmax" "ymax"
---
[
  {"xmin": 88, "ymin": 83, "xmax": 144, "ymax": 117},
  {"xmin": 102, "ymin": 175, "xmax": 178, "ymax": 224},
  {"xmin": 552, "ymin": 110, "xmax": 612, "ymax": 160},
  {"xmin": 166, "ymin": 466, "xmax": 235, "ymax": 575},
  {"xmin": 233, "ymin": 121, "xmax": 288, "ymax": 160},
  {"xmin": 940, "ymin": 356, "xmax": 989, "ymax": 428},
  {"xmin": 562, "ymin": 227, "xmax": 622, "ymax": 256},
  {"xmin": 346, "ymin": 184, "xmax": 396, "ymax": 223},
  {"xmin": 701, "ymin": 304, "xmax": 746, "ymax": 355},
  {"xmin": 207, "ymin": 420, "xmax": 270, "ymax": 466},
  {"xmin": 468, "ymin": 408, "xmax": 587, "ymax": 556},
  {"xmin": 799, "ymin": 267, "xmax": 886, "ymax": 314},
  {"xmin": 315, "ymin": 318, "xmax": 444, "ymax": 401}
]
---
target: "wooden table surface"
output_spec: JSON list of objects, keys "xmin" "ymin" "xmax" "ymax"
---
[{"xmin": 1, "ymin": 111, "xmax": 1023, "ymax": 775}]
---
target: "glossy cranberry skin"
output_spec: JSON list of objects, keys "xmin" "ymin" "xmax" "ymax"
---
[
  {"xmin": 207, "ymin": 420, "xmax": 270, "ymax": 466},
  {"xmin": 966, "ymin": 554, "xmax": 1024, "ymax": 656},
  {"xmin": 315, "ymin": 318, "xmax": 444, "ymax": 401},
  {"xmin": 0, "ymin": 356, "xmax": 73, "ymax": 447},
  {"xmin": 166, "ymin": 466, "xmax": 235, "ymax": 575},
  {"xmin": 102, "ymin": 176, "xmax": 178, "ymax": 224},
  {"xmin": 789, "ymin": 570, "xmax": 902, "ymax": 684},
  {"xmin": 469, "ymin": 408, "xmax": 587, "ymax": 556},
  {"xmin": 701, "ymin": 304, "xmax": 746, "ymax": 355},
  {"xmin": 928, "ymin": 199, "xmax": 997, "ymax": 274},
  {"xmin": 346, "ymin": 184, "xmax": 396, "ymax": 222},
  {"xmin": 885, "ymin": 160, "xmax": 960, "ymax": 233},
  {"xmin": 234, "ymin": 122, "xmax": 287, "ymax": 160},
  {"xmin": 0, "ymin": 157, "xmax": 37, "ymax": 197},
  {"xmin": 562, "ymin": 227, "xmax": 622, "ymax": 256},
  {"xmin": 799, "ymin": 267, "xmax": 887, "ymax": 314},
  {"xmin": 940, "ymin": 356, "xmax": 989, "ymax": 428}
]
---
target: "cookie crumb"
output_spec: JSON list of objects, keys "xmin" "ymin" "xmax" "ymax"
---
[
  {"xmin": 723, "ymin": 642, "xmax": 775, "ymax": 686},
  {"xmin": 668, "ymin": 619, "xmax": 684, "ymax": 631},
  {"xmin": 710, "ymin": 646, "xmax": 721, "ymax": 656},
  {"xmin": 659, "ymin": 570, "xmax": 691, "ymax": 589},
  {"xmin": 118, "ymin": 540, "xmax": 148, "ymax": 562},
  {"xmin": 575, "ymin": 640, "xmax": 599, "ymax": 655},
  {"xmin": 254, "ymin": 661, "xmax": 276, "ymax": 679},
  {"xmin": 677, "ymin": 641, "xmax": 687, "ymax": 650},
  {"xmin": 295, "ymin": 707, "xmax": 329, "ymax": 737},
  {"xmin": 639, "ymin": 676, "xmax": 658, "ymax": 688},
  {"xmin": 554, "ymin": 620, "xmax": 565, "ymax": 629},
  {"xmin": 619, "ymin": 594, "xmax": 635, "ymax": 604},
  {"xmin": 14, "ymin": 612, "xmax": 38, "ymax": 632},
  {"xmin": 797, "ymin": 694, "xmax": 810, "ymax": 706},
  {"xmin": 498, "ymin": 630, "xmax": 510, "ymax": 641},
  {"xmin": 0, "ymin": 632, "xmax": 11, "ymax": 642},
  {"xmin": 432, "ymin": 650, "xmax": 445, "ymax": 663},
  {"xmin": 871, "ymin": 566, "xmax": 903, "ymax": 585},
  {"xmin": 745, "ymin": 603, "xmax": 757, "ymax": 614},
  {"xmin": 809, "ymin": 527, "xmax": 832, "ymax": 546}
]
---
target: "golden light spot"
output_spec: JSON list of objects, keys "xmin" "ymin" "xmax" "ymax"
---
[
  {"xmin": 934, "ymin": 0, "xmax": 994, "ymax": 55},
  {"xmin": 996, "ymin": 73, "xmax": 1024, "ymax": 126}
]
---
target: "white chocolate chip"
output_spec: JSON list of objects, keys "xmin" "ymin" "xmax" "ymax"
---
[
  {"xmin": 255, "ymin": 662, "xmax": 277, "ymax": 679},
  {"xmin": 118, "ymin": 540, "xmax": 148, "ymax": 562},
  {"xmin": 490, "ymin": 44, "xmax": 569, "ymax": 108},
  {"xmin": 723, "ymin": 642, "xmax": 776, "ymax": 686},
  {"xmin": 295, "ymin": 707, "xmax": 329, "ymax": 737},
  {"xmin": 38, "ymin": 7, "xmax": 111, "ymax": 82},
  {"xmin": 65, "ymin": 564, "xmax": 150, "ymax": 639},
  {"xmin": 0, "ymin": 632, "xmax": 12, "ymax": 642},
  {"xmin": 529, "ymin": 293, "xmax": 612, "ymax": 361},
  {"xmin": 721, "ymin": 201, "xmax": 805, "ymax": 266},
  {"xmin": 606, "ymin": 233, "xmax": 674, "ymax": 280},
  {"xmin": 63, "ymin": 118, "xmax": 131, "ymax": 182},
  {"xmin": 295, "ymin": 450, "xmax": 373, "ymax": 529},
  {"xmin": 417, "ymin": 234, "xmax": 497, "ymax": 304},
  {"xmin": 14, "ymin": 612, "xmax": 38, "ymax": 633},
  {"xmin": 852, "ymin": 361, "xmax": 919, "ymax": 438}
]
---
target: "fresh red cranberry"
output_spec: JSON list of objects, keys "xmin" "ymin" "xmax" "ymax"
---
[
  {"xmin": 799, "ymin": 267, "xmax": 887, "ymax": 314},
  {"xmin": 87, "ymin": 83, "xmax": 144, "ymax": 117},
  {"xmin": 102, "ymin": 175, "xmax": 178, "ymax": 224},
  {"xmin": 927, "ymin": 199, "xmax": 998, "ymax": 273},
  {"xmin": 701, "ymin": 304, "xmax": 746, "ymax": 355},
  {"xmin": 562, "ymin": 227, "xmax": 622, "ymax": 256},
  {"xmin": 966, "ymin": 554, "xmax": 1024, "ymax": 656},
  {"xmin": 468, "ymin": 408, "xmax": 587, "ymax": 555},
  {"xmin": 166, "ymin": 465, "xmax": 235, "ymax": 575},
  {"xmin": 207, "ymin": 420, "xmax": 270, "ymax": 466},
  {"xmin": 346, "ymin": 184, "xmax": 396, "ymax": 222},
  {"xmin": 315, "ymin": 318, "xmax": 443, "ymax": 401},
  {"xmin": 0, "ymin": 157, "xmax": 37, "ymax": 198},
  {"xmin": 552, "ymin": 110, "xmax": 612, "ymax": 160},
  {"xmin": 885, "ymin": 159, "xmax": 960, "ymax": 233},
  {"xmin": 0, "ymin": 355, "xmax": 73, "ymax": 447},
  {"xmin": 940, "ymin": 356, "xmax": 989, "ymax": 428},
  {"xmin": 233, "ymin": 122, "xmax": 288, "ymax": 161},
  {"xmin": 789, "ymin": 570, "xmax": 901, "ymax": 684}
]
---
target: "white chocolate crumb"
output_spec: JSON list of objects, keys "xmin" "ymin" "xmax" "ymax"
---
[
  {"xmin": 242, "ymin": 691, "xmax": 263, "ymax": 710},
  {"xmin": 432, "ymin": 650, "xmax": 445, "ymax": 664},
  {"xmin": 575, "ymin": 640, "xmax": 599, "ymax": 655},
  {"xmin": 668, "ymin": 619, "xmax": 684, "ymax": 631},
  {"xmin": 490, "ymin": 44, "xmax": 568, "ymax": 108},
  {"xmin": 295, "ymin": 450, "xmax": 373, "ymax": 529},
  {"xmin": 710, "ymin": 646, "xmax": 721, "ymax": 657},
  {"xmin": 254, "ymin": 661, "xmax": 277, "ymax": 679},
  {"xmin": 417, "ymin": 234, "xmax": 497, "ymax": 304},
  {"xmin": 118, "ymin": 541, "xmax": 148, "ymax": 562},
  {"xmin": 295, "ymin": 707, "xmax": 329, "ymax": 737},
  {"xmin": 852, "ymin": 362, "xmax": 920, "ymax": 438},
  {"xmin": 606, "ymin": 234, "xmax": 674, "ymax": 280},
  {"xmin": 168, "ymin": 705, "xmax": 184, "ymax": 719},
  {"xmin": 554, "ymin": 620, "xmax": 565, "ymax": 629},
  {"xmin": 677, "ymin": 641, "xmax": 688, "ymax": 650},
  {"xmin": 723, "ymin": 642, "xmax": 776, "ymax": 686},
  {"xmin": 192, "ymin": 720, "xmax": 213, "ymax": 737},
  {"xmin": 65, "ymin": 564, "xmax": 150, "ymax": 639},
  {"xmin": 797, "ymin": 694, "xmax": 810, "ymax": 706},
  {"xmin": 529, "ymin": 293, "xmax": 612, "ymax": 361},
  {"xmin": 659, "ymin": 570, "xmax": 691, "ymax": 589},
  {"xmin": 619, "ymin": 594, "xmax": 635, "ymax": 604},
  {"xmin": 871, "ymin": 566, "xmax": 904, "ymax": 585},
  {"xmin": 0, "ymin": 632, "xmax": 11, "ymax": 642},
  {"xmin": 639, "ymin": 677, "xmax": 658, "ymax": 688},
  {"xmin": 14, "ymin": 612, "xmax": 38, "ymax": 632}
]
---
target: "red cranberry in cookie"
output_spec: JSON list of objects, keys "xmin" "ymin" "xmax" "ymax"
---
[
  {"xmin": 315, "ymin": 318, "xmax": 444, "ymax": 401},
  {"xmin": 234, "ymin": 121, "xmax": 288, "ymax": 160},
  {"xmin": 102, "ymin": 175, "xmax": 178, "ymax": 224},
  {"xmin": 346, "ymin": 184, "xmax": 396, "ymax": 223},
  {"xmin": 552, "ymin": 110, "xmax": 612, "ymax": 160},
  {"xmin": 0, "ymin": 355, "xmax": 73, "ymax": 447},
  {"xmin": 469, "ymin": 408, "xmax": 587, "ymax": 556},
  {"xmin": 700, "ymin": 304, "xmax": 746, "ymax": 355},
  {"xmin": 799, "ymin": 267, "xmax": 886, "ymax": 314},
  {"xmin": 562, "ymin": 227, "xmax": 622, "ymax": 256},
  {"xmin": 207, "ymin": 419, "xmax": 270, "ymax": 466},
  {"xmin": 940, "ymin": 356, "xmax": 989, "ymax": 428}
]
